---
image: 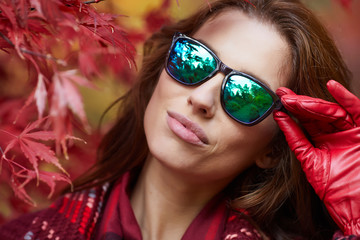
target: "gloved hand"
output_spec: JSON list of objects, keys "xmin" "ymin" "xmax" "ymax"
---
[{"xmin": 273, "ymin": 80, "xmax": 360, "ymax": 235}]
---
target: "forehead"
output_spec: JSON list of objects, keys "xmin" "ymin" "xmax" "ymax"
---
[{"xmin": 193, "ymin": 9, "xmax": 291, "ymax": 89}]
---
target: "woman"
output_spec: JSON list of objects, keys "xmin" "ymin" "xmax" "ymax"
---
[{"xmin": 0, "ymin": 0, "xmax": 359, "ymax": 239}]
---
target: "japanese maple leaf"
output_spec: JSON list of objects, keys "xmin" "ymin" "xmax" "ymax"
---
[
  {"xmin": 2, "ymin": 117, "xmax": 68, "ymax": 181},
  {"xmin": 34, "ymin": 73, "xmax": 48, "ymax": 119},
  {"xmin": 12, "ymin": 169, "xmax": 72, "ymax": 206},
  {"xmin": 15, "ymin": 73, "xmax": 48, "ymax": 122},
  {"xmin": 50, "ymin": 70, "xmax": 94, "ymax": 137}
]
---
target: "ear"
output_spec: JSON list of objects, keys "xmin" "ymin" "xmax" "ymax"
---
[{"xmin": 255, "ymin": 148, "xmax": 276, "ymax": 169}]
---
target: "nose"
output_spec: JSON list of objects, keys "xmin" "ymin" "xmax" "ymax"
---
[{"xmin": 187, "ymin": 73, "xmax": 224, "ymax": 118}]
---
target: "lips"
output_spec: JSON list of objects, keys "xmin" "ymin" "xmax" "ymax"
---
[{"xmin": 166, "ymin": 111, "xmax": 209, "ymax": 146}]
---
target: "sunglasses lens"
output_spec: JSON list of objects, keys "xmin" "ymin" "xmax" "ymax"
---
[
  {"xmin": 223, "ymin": 75, "xmax": 274, "ymax": 124},
  {"xmin": 167, "ymin": 39, "xmax": 217, "ymax": 84}
]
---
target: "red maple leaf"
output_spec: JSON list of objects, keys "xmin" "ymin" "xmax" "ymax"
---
[
  {"xmin": 1, "ymin": 117, "xmax": 68, "ymax": 180},
  {"xmin": 49, "ymin": 70, "xmax": 94, "ymax": 154},
  {"xmin": 1, "ymin": 117, "xmax": 75, "ymax": 205},
  {"xmin": 11, "ymin": 169, "xmax": 72, "ymax": 206}
]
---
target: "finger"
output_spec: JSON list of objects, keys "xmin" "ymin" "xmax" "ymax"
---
[
  {"xmin": 276, "ymin": 88, "xmax": 336, "ymax": 135},
  {"xmin": 276, "ymin": 87, "xmax": 296, "ymax": 98},
  {"xmin": 327, "ymin": 80, "xmax": 360, "ymax": 126},
  {"xmin": 274, "ymin": 110, "xmax": 330, "ymax": 199},
  {"xmin": 273, "ymin": 110, "xmax": 315, "ymax": 164},
  {"xmin": 281, "ymin": 94, "xmax": 354, "ymax": 131}
]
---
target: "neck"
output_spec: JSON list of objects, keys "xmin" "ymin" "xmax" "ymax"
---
[{"xmin": 130, "ymin": 156, "xmax": 227, "ymax": 240}]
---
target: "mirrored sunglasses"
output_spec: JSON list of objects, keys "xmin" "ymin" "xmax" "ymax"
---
[{"xmin": 165, "ymin": 32, "xmax": 282, "ymax": 126}]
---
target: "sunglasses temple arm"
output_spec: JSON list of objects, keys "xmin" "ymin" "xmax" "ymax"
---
[{"xmin": 274, "ymin": 99, "xmax": 284, "ymax": 111}]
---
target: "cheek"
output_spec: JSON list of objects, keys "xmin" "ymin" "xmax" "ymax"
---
[
  {"xmin": 147, "ymin": 71, "xmax": 181, "ymax": 106},
  {"xmin": 247, "ymin": 116, "xmax": 279, "ymax": 152},
  {"xmin": 144, "ymin": 81, "xmax": 166, "ymax": 139},
  {"xmin": 143, "ymin": 71, "xmax": 181, "ymax": 154},
  {"xmin": 144, "ymin": 71, "xmax": 173, "ymax": 120},
  {"xmin": 143, "ymin": 86, "xmax": 167, "ymax": 161},
  {"xmin": 218, "ymin": 117, "xmax": 278, "ymax": 164}
]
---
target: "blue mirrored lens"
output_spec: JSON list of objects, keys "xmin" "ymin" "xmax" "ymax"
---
[
  {"xmin": 167, "ymin": 39, "xmax": 217, "ymax": 84},
  {"xmin": 223, "ymin": 75, "xmax": 274, "ymax": 123}
]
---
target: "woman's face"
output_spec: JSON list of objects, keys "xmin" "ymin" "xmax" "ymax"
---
[{"xmin": 144, "ymin": 10, "xmax": 290, "ymax": 186}]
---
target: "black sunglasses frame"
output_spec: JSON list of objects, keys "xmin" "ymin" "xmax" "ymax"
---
[{"xmin": 165, "ymin": 32, "xmax": 282, "ymax": 126}]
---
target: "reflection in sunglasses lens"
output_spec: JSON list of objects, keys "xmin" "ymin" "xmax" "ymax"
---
[
  {"xmin": 223, "ymin": 75, "xmax": 273, "ymax": 123},
  {"xmin": 167, "ymin": 39, "xmax": 217, "ymax": 84}
]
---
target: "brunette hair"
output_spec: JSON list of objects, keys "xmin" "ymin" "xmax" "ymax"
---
[{"xmin": 72, "ymin": 0, "xmax": 352, "ymax": 238}]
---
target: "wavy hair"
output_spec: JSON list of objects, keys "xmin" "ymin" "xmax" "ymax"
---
[{"xmin": 72, "ymin": 0, "xmax": 352, "ymax": 238}]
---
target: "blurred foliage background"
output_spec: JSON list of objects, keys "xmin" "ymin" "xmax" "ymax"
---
[{"xmin": 0, "ymin": 0, "xmax": 359, "ymax": 224}]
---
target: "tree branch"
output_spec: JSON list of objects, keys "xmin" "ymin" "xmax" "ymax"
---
[
  {"xmin": 0, "ymin": 32, "xmax": 66, "ymax": 65},
  {"xmin": 83, "ymin": 0, "xmax": 105, "ymax": 4},
  {"xmin": 0, "ymin": 32, "xmax": 14, "ymax": 47}
]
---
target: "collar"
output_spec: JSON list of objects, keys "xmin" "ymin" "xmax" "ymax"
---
[{"xmin": 97, "ymin": 172, "xmax": 229, "ymax": 240}]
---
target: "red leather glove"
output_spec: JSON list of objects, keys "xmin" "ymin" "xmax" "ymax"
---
[{"xmin": 273, "ymin": 80, "xmax": 360, "ymax": 235}]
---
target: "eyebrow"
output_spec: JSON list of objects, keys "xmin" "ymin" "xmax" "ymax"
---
[{"xmin": 195, "ymin": 37, "xmax": 273, "ymax": 89}]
